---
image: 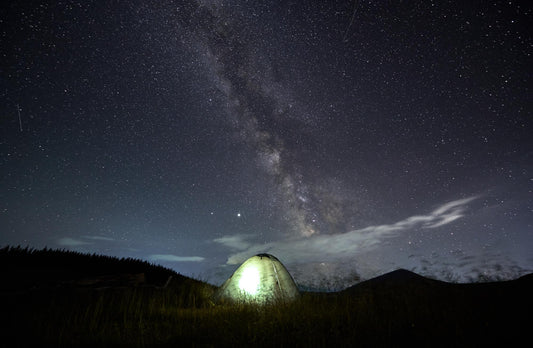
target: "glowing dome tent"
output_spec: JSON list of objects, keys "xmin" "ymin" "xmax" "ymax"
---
[{"xmin": 214, "ymin": 254, "xmax": 300, "ymax": 304}]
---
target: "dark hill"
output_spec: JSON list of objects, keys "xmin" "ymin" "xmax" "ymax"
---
[
  {"xmin": 335, "ymin": 268, "xmax": 533, "ymax": 346},
  {"xmin": 516, "ymin": 272, "xmax": 533, "ymax": 283},
  {"xmin": 343, "ymin": 267, "xmax": 532, "ymax": 293},
  {"xmin": 342, "ymin": 268, "xmax": 533, "ymax": 308},
  {"xmin": 1, "ymin": 246, "xmax": 191, "ymax": 290},
  {"xmin": 343, "ymin": 268, "xmax": 445, "ymax": 291}
]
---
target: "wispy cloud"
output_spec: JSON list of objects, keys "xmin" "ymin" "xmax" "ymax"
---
[
  {"xmin": 83, "ymin": 235, "xmax": 115, "ymax": 241},
  {"xmin": 212, "ymin": 235, "xmax": 252, "ymax": 250},
  {"xmin": 424, "ymin": 197, "xmax": 476, "ymax": 228},
  {"xmin": 149, "ymin": 254, "xmax": 205, "ymax": 262},
  {"xmin": 57, "ymin": 235, "xmax": 115, "ymax": 247},
  {"xmin": 215, "ymin": 196, "xmax": 478, "ymax": 265},
  {"xmin": 57, "ymin": 237, "xmax": 90, "ymax": 247}
]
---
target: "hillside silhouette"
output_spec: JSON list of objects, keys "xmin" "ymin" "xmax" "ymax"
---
[
  {"xmin": 1, "ymin": 245, "xmax": 184, "ymax": 290},
  {"xmin": 1, "ymin": 246, "xmax": 531, "ymax": 347}
]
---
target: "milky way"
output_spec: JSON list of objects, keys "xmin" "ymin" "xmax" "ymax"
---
[{"xmin": 1, "ymin": 0, "xmax": 532, "ymax": 287}]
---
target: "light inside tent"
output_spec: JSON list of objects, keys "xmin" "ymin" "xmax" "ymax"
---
[
  {"xmin": 238, "ymin": 265, "xmax": 260, "ymax": 295},
  {"xmin": 214, "ymin": 254, "xmax": 300, "ymax": 304}
]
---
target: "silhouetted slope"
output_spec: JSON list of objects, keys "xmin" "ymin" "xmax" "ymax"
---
[
  {"xmin": 343, "ymin": 268, "xmax": 532, "ymax": 293},
  {"xmin": 516, "ymin": 272, "xmax": 533, "ymax": 284},
  {"xmin": 0, "ymin": 246, "xmax": 183, "ymax": 290},
  {"xmin": 344, "ymin": 268, "xmax": 445, "ymax": 290},
  {"xmin": 338, "ymin": 268, "xmax": 533, "ymax": 346}
]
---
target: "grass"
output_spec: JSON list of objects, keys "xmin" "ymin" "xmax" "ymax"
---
[{"xmin": 1, "ymin": 246, "xmax": 531, "ymax": 347}]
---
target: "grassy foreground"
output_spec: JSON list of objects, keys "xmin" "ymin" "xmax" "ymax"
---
[{"xmin": 1, "ymin": 247, "xmax": 531, "ymax": 347}]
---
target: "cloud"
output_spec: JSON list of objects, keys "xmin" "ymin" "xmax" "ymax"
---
[
  {"xmin": 57, "ymin": 235, "xmax": 115, "ymax": 247},
  {"xmin": 424, "ymin": 196, "xmax": 477, "ymax": 228},
  {"xmin": 149, "ymin": 254, "xmax": 205, "ymax": 262},
  {"xmin": 57, "ymin": 237, "xmax": 90, "ymax": 247},
  {"xmin": 83, "ymin": 235, "xmax": 115, "ymax": 241},
  {"xmin": 215, "ymin": 196, "xmax": 478, "ymax": 265},
  {"xmin": 413, "ymin": 250, "xmax": 532, "ymax": 283},
  {"xmin": 212, "ymin": 235, "xmax": 252, "ymax": 250}
]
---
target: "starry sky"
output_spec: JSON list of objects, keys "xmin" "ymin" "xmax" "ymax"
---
[{"xmin": 2, "ymin": 0, "xmax": 532, "ymax": 288}]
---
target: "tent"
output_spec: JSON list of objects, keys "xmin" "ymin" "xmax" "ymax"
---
[{"xmin": 214, "ymin": 253, "xmax": 300, "ymax": 304}]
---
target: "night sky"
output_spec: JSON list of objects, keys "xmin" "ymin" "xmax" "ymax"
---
[{"xmin": 2, "ymin": 0, "xmax": 532, "ymax": 288}]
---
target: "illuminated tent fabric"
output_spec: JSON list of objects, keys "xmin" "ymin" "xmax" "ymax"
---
[{"xmin": 214, "ymin": 253, "xmax": 300, "ymax": 304}]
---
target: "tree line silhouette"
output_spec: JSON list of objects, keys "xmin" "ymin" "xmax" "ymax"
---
[{"xmin": 1, "ymin": 245, "xmax": 182, "ymax": 290}]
